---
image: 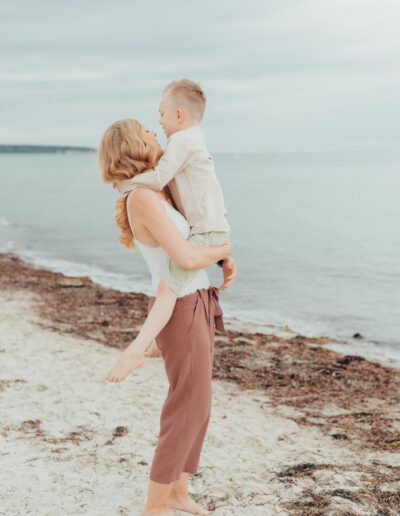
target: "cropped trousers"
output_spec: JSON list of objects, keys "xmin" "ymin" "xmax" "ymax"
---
[{"xmin": 147, "ymin": 286, "xmax": 224, "ymax": 484}]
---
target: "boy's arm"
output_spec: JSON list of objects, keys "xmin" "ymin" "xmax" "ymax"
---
[
  {"xmin": 219, "ymin": 256, "xmax": 237, "ymax": 291},
  {"xmin": 131, "ymin": 135, "xmax": 190, "ymax": 190}
]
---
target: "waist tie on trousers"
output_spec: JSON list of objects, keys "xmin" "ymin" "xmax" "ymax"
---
[
  {"xmin": 190, "ymin": 287, "xmax": 225, "ymax": 341},
  {"xmin": 148, "ymin": 286, "xmax": 225, "ymax": 339}
]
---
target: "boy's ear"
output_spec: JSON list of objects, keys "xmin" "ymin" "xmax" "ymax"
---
[{"xmin": 176, "ymin": 107, "xmax": 184, "ymax": 122}]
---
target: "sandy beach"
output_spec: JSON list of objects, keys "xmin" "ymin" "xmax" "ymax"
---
[{"xmin": 1, "ymin": 253, "xmax": 399, "ymax": 515}]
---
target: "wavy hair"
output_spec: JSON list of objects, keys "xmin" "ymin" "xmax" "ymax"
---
[{"xmin": 98, "ymin": 119, "xmax": 159, "ymax": 249}]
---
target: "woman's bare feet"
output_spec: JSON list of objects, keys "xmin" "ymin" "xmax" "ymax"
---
[
  {"xmin": 168, "ymin": 491, "xmax": 211, "ymax": 515},
  {"xmin": 104, "ymin": 348, "xmax": 145, "ymax": 383},
  {"xmin": 140, "ymin": 509, "xmax": 174, "ymax": 516},
  {"xmin": 145, "ymin": 340, "xmax": 162, "ymax": 358}
]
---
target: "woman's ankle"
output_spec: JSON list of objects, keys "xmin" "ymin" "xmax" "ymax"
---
[
  {"xmin": 170, "ymin": 488, "xmax": 189, "ymax": 498},
  {"xmin": 145, "ymin": 500, "xmax": 170, "ymax": 511}
]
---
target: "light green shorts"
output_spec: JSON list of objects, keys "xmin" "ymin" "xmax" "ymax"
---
[{"xmin": 161, "ymin": 231, "xmax": 229, "ymax": 295}]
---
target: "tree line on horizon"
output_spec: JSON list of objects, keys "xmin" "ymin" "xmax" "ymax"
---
[{"xmin": 0, "ymin": 144, "xmax": 96, "ymax": 154}]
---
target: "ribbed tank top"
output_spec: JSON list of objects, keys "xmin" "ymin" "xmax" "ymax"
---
[{"xmin": 129, "ymin": 197, "xmax": 209, "ymax": 297}]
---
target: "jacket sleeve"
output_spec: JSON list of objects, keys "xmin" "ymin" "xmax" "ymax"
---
[{"xmin": 131, "ymin": 134, "xmax": 190, "ymax": 190}]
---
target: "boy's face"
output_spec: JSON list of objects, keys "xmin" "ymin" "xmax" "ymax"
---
[{"xmin": 159, "ymin": 93, "xmax": 181, "ymax": 138}]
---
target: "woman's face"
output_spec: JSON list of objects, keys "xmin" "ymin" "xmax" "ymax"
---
[{"xmin": 141, "ymin": 126, "xmax": 162, "ymax": 157}]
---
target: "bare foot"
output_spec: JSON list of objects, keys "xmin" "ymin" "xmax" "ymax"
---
[
  {"xmin": 145, "ymin": 340, "xmax": 162, "ymax": 358},
  {"xmin": 104, "ymin": 348, "xmax": 145, "ymax": 383},
  {"xmin": 140, "ymin": 508, "xmax": 175, "ymax": 516},
  {"xmin": 169, "ymin": 492, "xmax": 211, "ymax": 515}
]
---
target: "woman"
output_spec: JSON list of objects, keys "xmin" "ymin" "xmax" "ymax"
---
[{"xmin": 99, "ymin": 119, "xmax": 236, "ymax": 516}]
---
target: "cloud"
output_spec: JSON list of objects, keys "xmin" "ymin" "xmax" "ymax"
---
[{"xmin": 0, "ymin": 0, "xmax": 399, "ymax": 151}]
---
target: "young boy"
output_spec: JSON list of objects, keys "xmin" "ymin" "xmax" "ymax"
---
[{"xmin": 104, "ymin": 79, "xmax": 236, "ymax": 382}]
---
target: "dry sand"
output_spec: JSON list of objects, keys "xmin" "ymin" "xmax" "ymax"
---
[{"xmin": 1, "ymin": 288, "xmax": 399, "ymax": 516}]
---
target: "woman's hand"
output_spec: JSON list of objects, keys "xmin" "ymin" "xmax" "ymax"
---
[{"xmin": 219, "ymin": 256, "xmax": 237, "ymax": 290}]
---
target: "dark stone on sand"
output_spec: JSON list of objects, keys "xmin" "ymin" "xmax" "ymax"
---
[
  {"xmin": 331, "ymin": 433, "xmax": 349, "ymax": 440},
  {"xmin": 331, "ymin": 489, "xmax": 361, "ymax": 503},
  {"xmin": 277, "ymin": 462, "xmax": 321, "ymax": 479},
  {"xmin": 336, "ymin": 355, "xmax": 365, "ymax": 366}
]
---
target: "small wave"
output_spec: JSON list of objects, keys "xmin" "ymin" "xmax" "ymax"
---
[
  {"xmin": 0, "ymin": 240, "xmax": 15, "ymax": 252},
  {"xmin": 324, "ymin": 339, "xmax": 400, "ymax": 370},
  {"xmin": 220, "ymin": 301, "xmax": 328, "ymax": 338},
  {"xmin": 7, "ymin": 248, "xmax": 153, "ymax": 296}
]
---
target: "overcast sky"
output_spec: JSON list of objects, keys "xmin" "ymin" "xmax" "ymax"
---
[{"xmin": 1, "ymin": 0, "xmax": 400, "ymax": 152}]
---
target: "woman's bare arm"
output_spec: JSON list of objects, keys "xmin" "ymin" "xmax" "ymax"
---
[{"xmin": 128, "ymin": 189, "xmax": 232, "ymax": 270}]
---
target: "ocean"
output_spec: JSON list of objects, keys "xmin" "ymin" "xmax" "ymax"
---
[{"xmin": 1, "ymin": 151, "xmax": 399, "ymax": 366}]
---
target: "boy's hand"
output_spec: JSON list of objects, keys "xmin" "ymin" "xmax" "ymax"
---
[
  {"xmin": 219, "ymin": 256, "xmax": 237, "ymax": 291},
  {"xmin": 224, "ymin": 240, "xmax": 234, "ymax": 256},
  {"xmin": 217, "ymin": 241, "xmax": 233, "ymax": 267}
]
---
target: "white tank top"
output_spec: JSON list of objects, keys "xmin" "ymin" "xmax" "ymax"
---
[{"xmin": 129, "ymin": 196, "xmax": 209, "ymax": 297}]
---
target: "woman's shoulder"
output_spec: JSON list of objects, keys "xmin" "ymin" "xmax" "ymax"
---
[
  {"xmin": 126, "ymin": 189, "xmax": 165, "ymax": 245},
  {"xmin": 126, "ymin": 188, "xmax": 162, "ymax": 213}
]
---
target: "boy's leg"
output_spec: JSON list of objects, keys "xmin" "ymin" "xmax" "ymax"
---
[
  {"xmin": 161, "ymin": 232, "xmax": 229, "ymax": 295},
  {"xmin": 140, "ymin": 279, "xmax": 177, "ymax": 347}
]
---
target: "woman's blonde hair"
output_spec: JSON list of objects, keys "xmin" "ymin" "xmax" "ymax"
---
[{"xmin": 98, "ymin": 119, "xmax": 159, "ymax": 249}]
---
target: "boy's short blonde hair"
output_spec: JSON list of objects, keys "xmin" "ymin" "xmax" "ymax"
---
[{"xmin": 164, "ymin": 79, "xmax": 206, "ymax": 121}]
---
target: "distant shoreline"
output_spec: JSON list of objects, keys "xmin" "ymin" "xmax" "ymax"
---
[{"xmin": 0, "ymin": 144, "xmax": 96, "ymax": 154}]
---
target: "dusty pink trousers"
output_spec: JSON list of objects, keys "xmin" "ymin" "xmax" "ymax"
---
[{"xmin": 147, "ymin": 286, "xmax": 224, "ymax": 484}]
